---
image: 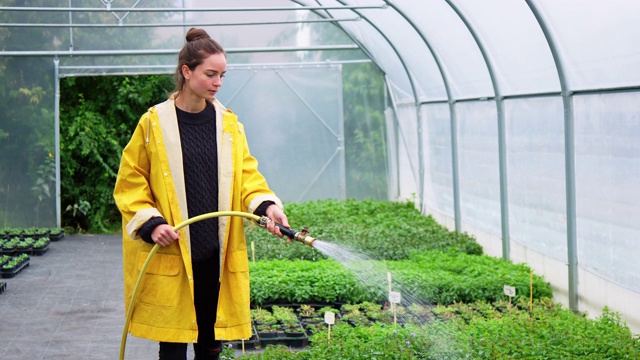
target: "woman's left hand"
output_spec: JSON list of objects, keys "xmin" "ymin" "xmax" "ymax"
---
[{"xmin": 265, "ymin": 204, "xmax": 290, "ymax": 238}]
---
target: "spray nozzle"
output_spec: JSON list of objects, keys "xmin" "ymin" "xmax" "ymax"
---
[{"xmin": 258, "ymin": 216, "xmax": 316, "ymax": 247}]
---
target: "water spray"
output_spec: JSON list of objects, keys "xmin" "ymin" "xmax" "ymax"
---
[{"xmin": 120, "ymin": 211, "xmax": 315, "ymax": 360}]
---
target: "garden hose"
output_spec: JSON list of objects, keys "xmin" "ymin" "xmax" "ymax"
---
[{"xmin": 119, "ymin": 210, "xmax": 317, "ymax": 360}]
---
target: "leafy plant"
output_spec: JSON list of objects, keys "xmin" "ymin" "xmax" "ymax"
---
[
  {"xmin": 59, "ymin": 74, "xmax": 174, "ymax": 233},
  {"xmin": 247, "ymin": 199, "xmax": 482, "ymax": 262},
  {"xmin": 384, "ymin": 249, "xmax": 553, "ymax": 305},
  {"xmin": 438, "ymin": 300, "xmax": 640, "ymax": 359},
  {"xmin": 249, "ymin": 259, "xmax": 371, "ymax": 306}
]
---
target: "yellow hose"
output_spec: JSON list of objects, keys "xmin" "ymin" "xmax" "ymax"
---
[{"xmin": 119, "ymin": 211, "xmax": 261, "ymax": 360}]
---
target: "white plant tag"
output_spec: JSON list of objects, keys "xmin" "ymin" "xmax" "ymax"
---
[
  {"xmin": 389, "ymin": 291, "xmax": 402, "ymax": 304},
  {"xmin": 324, "ymin": 311, "xmax": 335, "ymax": 325},
  {"xmin": 503, "ymin": 285, "xmax": 516, "ymax": 297}
]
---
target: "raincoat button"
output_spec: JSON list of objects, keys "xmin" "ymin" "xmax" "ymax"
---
[
  {"xmin": 152, "ymin": 122, "xmax": 156, "ymax": 126},
  {"xmin": 164, "ymin": 172, "xmax": 167, "ymax": 177}
]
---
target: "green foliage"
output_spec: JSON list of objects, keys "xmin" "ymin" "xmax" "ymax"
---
[
  {"xmin": 248, "ymin": 249, "xmax": 549, "ymax": 307},
  {"xmin": 341, "ymin": 63, "xmax": 388, "ymax": 199},
  {"xmin": 239, "ymin": 323, "xmax": 470, "ymax": 360},
  {"xmin": 0, "ymin": 0, "xmax": 173, "ymax": 228},
  {"xmin": 0, "ymin": 55, "xmax": 55, "ymax": 226},
  {"xmin": 386, "ymin": 249, "xmax": 553, "ymax": 305},
  {"xmin": 249, "ymin": 259, "xmax": 371, "ymax": 306},
  {"xmin": 239, "ymin": 302, "xmax": 640, "ymax": 359},
  {"xmin": 59, "ymin": 75, "xmax": 173, "ymax": 233},
  {"xmin": 247, "ymin": 198, "xmax": 482, "ymax": 261},
  {"xmin": 438, "ymin": 300, "xmax": 640, "ymax": 359}
]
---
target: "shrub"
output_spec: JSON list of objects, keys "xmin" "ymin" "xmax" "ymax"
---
[
  {"xmin": 249, "ymin": 259, "xmax": 372, "ymax": 306},
  {"xmin": 249, "ymin": 248, "xmax": 552, "ymax": 307},
  {"xmin": 386, "ymin": 249, "xmax": 553, "ymax": 304},
  {"xmin": 440, "ymin": 301, "xmax": 640, "ymax": 359},
  {"xmin": 246, "ymin": 199, "xmax": 482, "ymax": 262}
]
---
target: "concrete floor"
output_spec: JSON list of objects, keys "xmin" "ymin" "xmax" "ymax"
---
[{"xmin": 0, "ymin": 234, "xmax": 259, "ymax": 360}]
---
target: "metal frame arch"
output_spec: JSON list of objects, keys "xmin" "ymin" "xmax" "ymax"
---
[
  {"xmin": 444, "ymin": 0, "xmax": 511, "ymax": 261},
  {"xmin": 331, "ymin": 0, "xmax": 428, "ymax": 209},
  {"xmin": 383, "ymin": 0, "xmax": 462, "ymax": 233},
  {"xmin": 289, "ymin": 0, "xmax": 383, "ymax": 71},
  {"xmin": 288, "ymin": 0, "xmax": 407, "ymax": 201},
  {"xmin": 525, "ymin": 0, "xmax": 578, "ymax": 312}
]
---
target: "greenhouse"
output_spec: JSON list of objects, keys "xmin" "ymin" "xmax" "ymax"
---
[{"xmin": 1, "ymin": 0, "xmax": 640, "ymax": 357}]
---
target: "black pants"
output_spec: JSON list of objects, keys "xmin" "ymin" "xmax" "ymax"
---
[{"xmin": 158, "ymin": 256, "xmax": 222, "ymax": 360}]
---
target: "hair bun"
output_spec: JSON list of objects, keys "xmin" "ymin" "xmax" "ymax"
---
[{"xmin": 186, "ymin": 28, "xmax": 210, "ymax": 42}]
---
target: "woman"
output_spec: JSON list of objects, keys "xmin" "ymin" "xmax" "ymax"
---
[{"xmin": 113, "ymin": 28, "xmax": 289, "ymax": 360}]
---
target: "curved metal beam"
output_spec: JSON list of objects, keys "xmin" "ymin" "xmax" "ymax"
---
[
  {"xmin": 525, "ymin": 0, "xmax": 578, "ymax": 312},
  {"xmin": 0, "ymin": 5, "xmax": 388, "ymax": 12},
  {"xmin": 384, "ymin": 0, "xmax": 462, "ymax": 232},
  {"xmin": 291, "ymin": 0, "xmax": 423, "ymax": 205},
  {"xmin": 0, "ymin": 44, "xmax": 360, "ymax": 57},
  {"xmin": 331, "ymin": 0, "xmax": 425, "ymax": 208},
  {"xmin": 445, "ymin": 0, "xmax": 511, "ymax": 261},
  {"xmin": 0, "ymin": 17, "xmax": 361, "ymax": 27}
]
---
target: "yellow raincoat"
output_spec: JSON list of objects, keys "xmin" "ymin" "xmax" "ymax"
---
[{"xmin": 113, "ymin": 95, "xmax": 282, "ymax": 343}]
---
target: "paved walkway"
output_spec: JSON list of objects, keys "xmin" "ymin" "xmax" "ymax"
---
[{"xmin": 0, "ymin": 234, "xmax": 255, "ymax": 360}]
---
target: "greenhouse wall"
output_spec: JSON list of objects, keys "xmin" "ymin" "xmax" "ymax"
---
[{"xmin": 1, "ymin": 0, "xmax": 640, "ymax": 335}]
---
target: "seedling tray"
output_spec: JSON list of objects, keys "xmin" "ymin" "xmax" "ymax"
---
[{"xmin": 1, "ymin": 258, "xmax": 29, "ymax": 278}]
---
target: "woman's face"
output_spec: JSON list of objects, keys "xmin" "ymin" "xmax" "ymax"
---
[{"xmin": 182, "ymin": 52, "xmax": 227, "ymax": 100}]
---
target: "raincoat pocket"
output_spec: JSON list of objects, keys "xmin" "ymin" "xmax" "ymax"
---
[
  {"xmin": 227, "ymin": 249, "xmax": 250, "ymax": 302},
  {"xmin": 136, "ymin": 251, "xmax": 183, "ymax": 307},
  {"xmin": 227, "ymin": 249, "xmax": 249, "ymax": 272}
]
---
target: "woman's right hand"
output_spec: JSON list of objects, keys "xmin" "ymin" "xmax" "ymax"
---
[{"xmin": 151, "ymin": 224, "xmax": 180, "ymax": 247}]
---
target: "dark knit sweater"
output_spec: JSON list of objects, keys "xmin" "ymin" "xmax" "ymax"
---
[
  {"xmin": 138, "ymin": 101, "xmax": 274, "ymax": 261},
  {"xmin": 175, "ymin": 102, "xmax": 219, "ymax": 262}
]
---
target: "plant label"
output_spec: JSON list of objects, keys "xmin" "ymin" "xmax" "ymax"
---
[
  {"xmin": 503, "ymin": 285, "xmax": 516, "ymax": 297},
  {"xmin": 389, "ymin": 291, "xmax": 401, "ymax": 304},
  {"xmin": 324, "ymin": 311, "xmax": 335, "ymax": 325}
]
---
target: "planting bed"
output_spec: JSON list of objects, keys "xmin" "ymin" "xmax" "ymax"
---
[
  {"xmin": 229, "ymin": 301, "xmax": 424, "ymax": 352},
  {"xmin": 237, "ymin": 199, "xmax": 640, "ymax": 359}
]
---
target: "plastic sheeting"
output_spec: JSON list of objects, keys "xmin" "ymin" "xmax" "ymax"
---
[{"xmin": 2, "ymin": 0, "xmax": 640, "ymax": 315}]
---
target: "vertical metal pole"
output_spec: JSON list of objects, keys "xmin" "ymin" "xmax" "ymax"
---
[
  {"xmin": 68, "ymin": 0, "xmax": 74, "ymax": 52},
  {"xmin": 449, "ymin": 102, "xmax": 461, "ymax": 231},
  {"xmin": 382, "ymin": 1, "xmax": 462, "ymax": 230},
  {"xmin": 54, "ymin": 57, "xmax": 61, "ymax": 228},
  {"xmin": 496, "ymin": 99, "xmax": 509, "ymax": 260},
  {"xmin": 333, "ymin": 0, "xmax": 424, "ymax": 209},
  {"xmin": 526, "ymin": 0, "xmax": 578, "ymax": 311},
  {"xmin": 445, "ymin": 0, "xmax": 510, "ymax": 260}
]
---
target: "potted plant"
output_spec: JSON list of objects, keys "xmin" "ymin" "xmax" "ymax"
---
[
  {"xmin": 272, "ymin": 306, "xmax": 298, "ymax": 325},
  {"xmin": 0, "ymin": 227, "xmax": 11, "ymax": 239},
  {"xmin": 1, "ymin": 237, "xmax": 19, "ymax": 256},
  {"xmin": 1, "ymin": 253, "xmax": 30, "ymax": 278},
  {"xmin": 297, "ymin": 304, "xmax": 316, "ymax": 319},
  {"xmin": 256, "ymin": 323, "xmax": 280, "ymax": 339},
  {"xmin": 16, "ymin": 237, "xmax": 34, "ymax": 255},
  {"xmin": 251, "ymin": 307, "xmax": 277, "ymax": 326},
  {"xmin": 8, "ymin": 228, "xmax": 23, "ymax": 239},
  {"xmin": 32, "ymin": 236, "xmax": 50, "ymax": 256},
  {"xmin": 49, "ymin": 227, "xmax": 65, "ymax": 241},
  {"xmin": 0, "ymin": 255, "xmax": 11, "ymax": 267},
  {"xmin": 340, "ymin": 305, "xmax": 371, "ymax": 327}
]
